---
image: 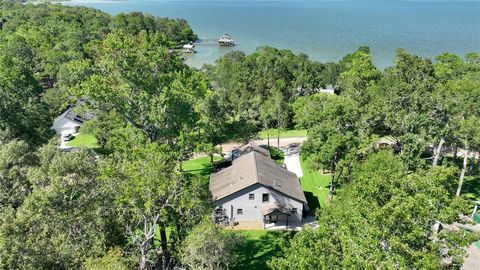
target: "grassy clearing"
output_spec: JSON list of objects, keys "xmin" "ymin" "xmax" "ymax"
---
[
  {"xmin": 66, "ymin": 133, "xmax": 98, "ymax": 148},
  {"xmin": 182, "ymin": 155, "xmax": 223, "ymax": 175},
  {"xmin": 299, "ymin": 154, "xmax": 331, "ymax": 209},
  {"xmin": 258, "ymin": 129, "xmax": 307, "ymax": 140},
  {"xmin": 232, "ymin": 230, "xmax": 293, "ymax": 270}
]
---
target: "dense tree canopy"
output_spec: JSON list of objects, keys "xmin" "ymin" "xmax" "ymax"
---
[
  {"xmin": 270, "ymin": 152, "xmax": 477, "ymax": 270},
  {"xmin": 0, "ymin": 52, "xmax": 52, "ymax": 145},
  {"xmin": 0, "ymin": 2, "xmax": 478, "ymax": 269},
  {"xmin": 202, "ymin": 46, "xmax": 340, "ymax": 143},
  {"xmin": 0, "ymin": 146, "xmax": 118, "ymax": 269}
]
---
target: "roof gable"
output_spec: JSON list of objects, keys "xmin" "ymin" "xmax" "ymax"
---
[{"xmin": 237, "ymin": 143, "xmax": 270, "ymax": 158}]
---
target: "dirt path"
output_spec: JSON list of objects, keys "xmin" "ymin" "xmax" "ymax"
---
[{"xmin": 218, "ymin": 137, "xmax": 307, "ymax": 153}]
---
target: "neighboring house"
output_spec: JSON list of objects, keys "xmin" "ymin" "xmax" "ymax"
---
[
  {"xmin": 317, "ymin": 84, "xmax": 336, "ymax": 95},
  {"xmin": 210, "ymin": 145, "xmax": 307, "ymax": 229},
  {"xmin": 296, "ymin": 84, "xmax": 337, "ymax": 95},
  {"xmin": 51, "ymin": 107, "xmax": 85, "ymax": 136}
]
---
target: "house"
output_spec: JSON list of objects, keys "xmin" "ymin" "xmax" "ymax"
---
[
  {"xmin": 317, "ymin": 84, "xmax": 336, "ymax": 95},
  {"xmin": 210, "ymin": 146, "xmax": 307, "ymax": 229},
  {"xmin": 51, "ymin": 107, "xmax": 85, "ymax": 136},
  {"xmin": 295, "ymin": 84, "xmax": 336, "ymax": 95}
]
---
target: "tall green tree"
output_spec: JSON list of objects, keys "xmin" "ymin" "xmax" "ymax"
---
[
  {"xmin": 376, "ymin": 49, "xmax": 438, "ymax": 170},
  {"xmin": 0, "ymin": 146, "xmax": 117, "ymax": 270},
  {"xmin": 74, "ymin": 31, "xmax": 208, "ymax": 144},
  {"xmin": 0, "ymin": 139, "xmax": 35, "ymax": 209},
  {"xmin": 295, "ymin": 94, "xmax": 361, "ymax": 202},
  {"xmin": 102, "ymin": 143, "xmax": 209, "ymax": 270},
  {"xmin": 0, "ymin": 53, "xmax": 52, "ymax": 145},
  {"xmin": 437, "ymin": 67, "xmax": 480, "ymax": 195},
  {"xmin": 338, "ymin": 48, "xmax": 381, "ymax": 106}
]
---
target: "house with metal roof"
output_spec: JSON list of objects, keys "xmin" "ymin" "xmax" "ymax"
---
[{"xmin": 210, "ymin": 146, "xmax": 307, "ymax": 229}]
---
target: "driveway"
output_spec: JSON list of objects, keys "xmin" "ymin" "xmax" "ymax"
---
[
  {"xmin": 284, "ymin": 152, "xmax": 303, "ymax": 177},
  {"xmin": 57, "ymin": 133, "xmax": 79, "ymax": 150}
]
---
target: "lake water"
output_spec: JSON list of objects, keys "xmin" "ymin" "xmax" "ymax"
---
[{"xmin": 64, "ymin": 0, "xmax": 480, "ymax": 69}]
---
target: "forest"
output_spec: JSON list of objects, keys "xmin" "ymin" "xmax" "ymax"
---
[{"xmin": 0, "ymin": 2, "xmax": 479, "ymax": 270}]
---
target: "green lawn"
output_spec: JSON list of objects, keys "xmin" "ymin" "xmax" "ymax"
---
[
  {"xmin": 258, "ymin": 129, "xmax": 307, "ymax": 140},
  {"xmin": 232, "ymin": 230, "xmax": 293, "ymax": 270},
  {"xmin": 299, "ymin": 154, "xmax": 331, "ymax": 209},
  {"xmin": 66, "ymin": 133, "xmax": 98, "ymax": 148},
  {"xmin": 182, "ymin": 155, "xmax": 223, "ymax": 175}
]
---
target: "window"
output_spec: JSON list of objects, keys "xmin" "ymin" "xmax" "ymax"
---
[
  {"xmin": 262, "ymin": 193, "xmax": 269, "ymax": 202},
  {"xmin": 292, "ymin": 208, "xmax": 297, "ymax": 214},
  {"xmin": 249, "ymin": 193, "xmax": 255, "ymax": 200},
  {"xmin": 237, "ymin": 209, "xmax": 243, "ymax": 215}
]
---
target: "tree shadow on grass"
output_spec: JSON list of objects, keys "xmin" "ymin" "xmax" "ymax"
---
[
  {"xmin": 183, "ymin": 167, "xmax": 213, "ymax": 176},
  {"xmin": 304, "ymin": 191, "xmax": 320, "ymax": 211},
  {"xmin": 232, "ymin": 231, "xmax": 295, "ymax": 270},
  {"xmin": 463, "ymin": 175, "xmax": 480, "ymax": 201}
]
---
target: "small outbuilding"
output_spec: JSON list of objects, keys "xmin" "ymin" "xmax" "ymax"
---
[{"xmin": 51, "ymin": 107, "xmax": 84, "ymax": 136}]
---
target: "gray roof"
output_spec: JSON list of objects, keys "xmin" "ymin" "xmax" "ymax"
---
[
  {"xmin": 64, "ymin": 108, "xmax": 85, "ymax": 124},
  {"xmin": 210, "ymin": 151, "xmax": 306, "ymax": 203},
  {"xmin": 53, "ymin": 107, "xmax": 84, "ymax": 125},
  {"xmin": 237, "ymin": 143, "xmax": 270, "ymax": 158}
]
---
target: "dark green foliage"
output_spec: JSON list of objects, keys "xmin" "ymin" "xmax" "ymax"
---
[
  {"xmin": 0, "ymin": 52, "xmax": 53, "ymax": 145},
  {"xmin": 268, "ymin": 146, "xmax": 284, "ymax": 161},
  {"xmin": 0, "ymin": 2, "xmax": 478, "ymax": 268},
  {"xmin": 270, "ymin": 152, "xmax": 479, "ymax": 270},
  {"xmin": 0, "ymin": 3, "xmax": 110, "ymax": 80},
  {"xmin": 0, "ymin": 140, "xmax": 35, "ymax": 209},
  {"xmin": 0, "ymin": 2, "xmax": 196, "ymax": 90},
  {"xmin": 204, "ymin": 46, "xmax": 332, "ymax": 143},
  {"xmin": 0, "ymin": 146, "xmax": 120, "ymax": 270},
  {"xmin": 110, "ymin": 12, "xmax": 197, "ymax": 43}
]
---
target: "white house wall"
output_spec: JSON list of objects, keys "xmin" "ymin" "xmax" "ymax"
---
[
  {"xmin": 52, "ymin": 118, "xmax": 82, "ymax": 135},
  {"xmin": 212, "ymin": 183, "xmax": 304, "ymax": 223}
]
